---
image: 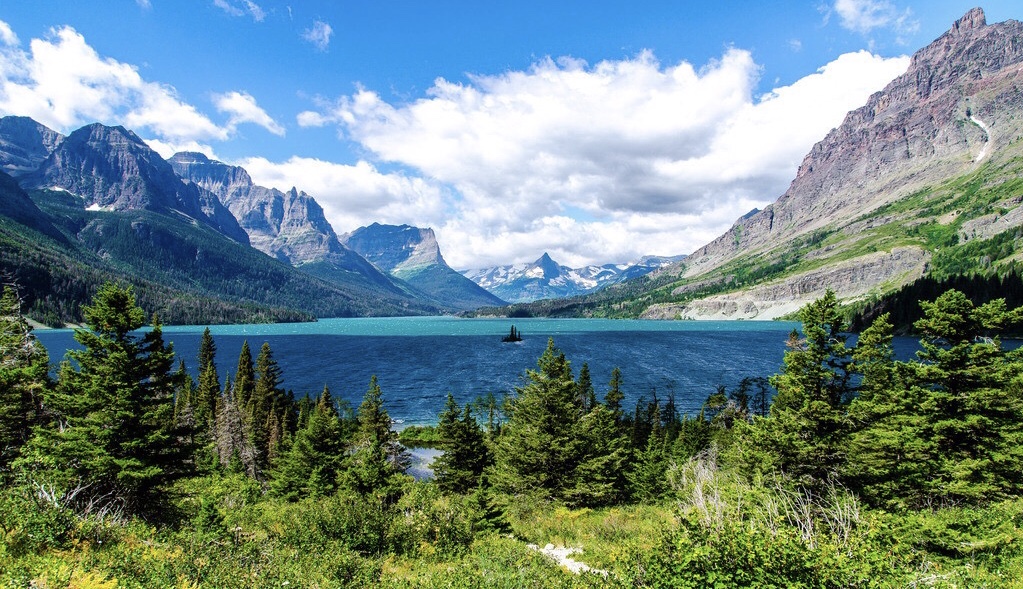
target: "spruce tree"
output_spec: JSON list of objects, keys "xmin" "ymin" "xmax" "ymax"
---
[
  {"xmin": 19, "ymin": 283, "xmax": 183, "ymax": 515},
  {"xmin": 753, "ymin": 290, "xmax": 853, "ymax": 493},
  {"xmin": 270, "ymin": 385, "xmax": 346, "ymax": 500},
  {"xmin": 566, "ymin": 403, "xmax": 630, "ymax": 507},
  {"xmin": 847, "ymin": 291, "xmax": 1023, "ymax": 507},
  {"xmin": 345, "ymin": 376, "xmax": 409, "ymax": 496},
  {"xmin": 605, "ymin": 366, "xmax": 625, "ymax": 426},
  {"xmin": 434, "ymin": 393, "xmax": 491, "ymax": 495},
  {"xmin": 491, "ymin": 339, "xmax": 583, "ymax": 501},
  {"xmin": 194, "ymin": 327, "xmax": 220, "ymax": 427},
  {"xmin": 575, "ymin": 362, "xmax": 596, "ymax": 414},
  {"xmin": 0, "ymin": 285, "xmax": 49, "ymax": 471}
]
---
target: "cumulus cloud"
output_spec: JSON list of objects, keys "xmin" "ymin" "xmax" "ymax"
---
[
  {"xmin": 215, "ymin": 90, "xmax": 285, "ymax": 136},
  {"xmin": 302, "ymin": 20, "xmax": 332, "ymax": 51},
  {"xmin": 213, "ymin": 0, "xmax": 265, "ymax": 22},
  {"xmin": 0, "ymin": 24, "xmax": 280, "ymax": 145},
  {"xmin": 300, "ymin": 49, "xmax": 910, "ymax": 267},
  {"xmin": 239, "ymin": 156, "xmax": 451, "ymax": 235},
  {"xmin": 144, "ymin": 137, "xmax": 218, "ymax": 160},
  {"xmin": 833, "ymin": 0, "xmax": 918, "ymax": 35},
  {"xmin": 0, "ymin": 21, "xmax": 18, "ymax": 46}
]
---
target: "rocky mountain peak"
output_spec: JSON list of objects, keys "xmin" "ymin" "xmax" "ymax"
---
[
  {"xmin": 0, "ymin": 116, "xmax": 64, "ymax": 176},
  {"xmin": 168, "ymin": 151, "xmax": 384, "ymax": 275},
  {"xmin": 342, "ymin": 223, "xmax": 445, "ymax": 273},
  {"xmin": 679, "ymin": 8, "xmax": 1023, "ymax": 281},
  {"xmin": 534, "ymin": 252, "xmax": 563, "ymax": 279},
  {"xmin": 20, "ymin": 122, "xmax": 248, "ymax": 243},
  {"xmin": 952, "ymin": 7, "xmax": 986, "ymax": 35}
]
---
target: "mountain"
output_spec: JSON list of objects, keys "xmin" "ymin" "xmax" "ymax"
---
[
  {"xmin": 168, "ymin": 152, "xmax": 402, "ymax": 294},
  {"xmin": 20, "ymin": 123, "xmax": 249, "ymax": 243},
  {"xmin": 463, "ymin": 252, "xmax": 685, "ymax": 303},
  {"xmin": 0, "ymin": 116, "xmax": 64, "ymax": 177},
  {"xmin": 499, "ymin": 8, "xmax": 1023, "ymax": 320},
  {"xmin": 342, "ymin": 223, "xmax": 507, "ymax": 311},
  {"xmin": 0, "ymin": 118, "xmax": 442, "ymax": 325}
]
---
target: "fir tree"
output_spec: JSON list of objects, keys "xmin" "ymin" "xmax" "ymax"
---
[
  {"xmin": 629, "ymin": 403, "xmax": 667, "ymax": 502},
  {"xmin": 566, "ymin": 403, "xmax": 630, "ymax": 507},
  {"xmin": 0, "ymin": 285, "xmax": 49, "ymax": 471},
  {"xmin": 433, "ymin": 393, "xmax": 491, "ymax": 495},
  {"xmin": 19, "ymin": 283, "xmax": 183, "ymax": 515},
  {"xmin": 605, "ymin": 366, "xmax": 625, "ymax": 426},
  {"xmin": 575, "ymin": 362, "xmax": 596, "ymax": 414},
  {"xmin": 270, "ymin": 385, "xmax": 346, "ymax": 500},
  {"xmin": 753, "ymin": 290, "xmax": 853, "ymax": 493},
  {"xmin": 491, "ymin": 339, "xmax": 583, "ymax": 501},
  {"xmin": 847, "ymin": 291, "xmax": 1023, "ymax": 507},
  {"xmin": 194, "ymin": 327, "xmax": 220, "ymax": 427},
  {"xmin": 344, "ymin": 376, "xmax": 409, "ymax": 496}
]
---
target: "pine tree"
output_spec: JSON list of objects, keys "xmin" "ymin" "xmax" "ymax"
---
[
  {"xmin": 19, "ymin": 283, "xmax": 183, "ymax": 515},
  {"xmin": 0, "ymin": 285, "xmax": 49, "ymax": 471},
  {"xmin": 566, "ymin": 403, "xmax": 630, "ymax": 507},
  {"xmin": 434, "ymin": 393, "xmax": 491, "ymax": 495},
  {"xmin": 194, "ymin": 327, "xmax": 220, "ymax": 427},
  {"xmin": 605, "ymin": 367, "xmax": 625, "ymax": 426},
  {"xmin": 575, "ymin": 362, "xmax": 596, "ymax": 414},
  {"xmin": 344, "ymin": 376, "xmax": 409, "ymax": 496},
  {"xmin": 753, "ymin": 290, "xmax": 853, "ymax": 493},
  {"xmin": 491, "ymin": 339, "xmax": 583, "ymax": 501},
  {"xmin": 270, "ymin": 385, "xmax": 346, "ymax": 500}
]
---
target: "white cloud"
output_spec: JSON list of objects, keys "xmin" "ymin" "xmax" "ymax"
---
[
  {"xmin": 0, "ymin": 24, "xmax": 282, "ymax": 145},
  {"xmin": 213, "ymin": 0, "xmax": 265, "ymax": 22},
  {"xmin": 136, "ymin": 0, "xmax": 152, "ymax": 9},
  {"xmin": 238, "ymin": 156, "xmax": 451, "ymax": 235},
  {"xmin": 0, "ymin": 21, "xmax": 18, "ymax": 46},
  {"xmin": 302, "ymin": 49, "xmax": 910, "ymax": 267},
  {"xmin": 144, "ymin": 137, "xmax": 218, "ymax": 160},
  {"xmin": 215, "ymin": 90, "xmax": 285, "ymax": 136},
  {"xmin": 302, "ymin": 20, "xmax": 332, "ymax": 51},
  {"xmin": 833, "ymin": 0, "xmax": 919, "ymax": 35}
]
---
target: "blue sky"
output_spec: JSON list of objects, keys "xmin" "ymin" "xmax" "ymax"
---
[{"xmin": 0, "ymin": 1, "xmax": 1018, "ymax": 268}]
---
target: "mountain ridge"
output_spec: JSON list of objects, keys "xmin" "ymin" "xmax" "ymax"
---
[
  {"xmin": 342, "ymin": 223, "xmax": 508, "ymax": 311},
  {"xmin": 463, "ymin": 252, "xmax": 686, "ymax": 304}
]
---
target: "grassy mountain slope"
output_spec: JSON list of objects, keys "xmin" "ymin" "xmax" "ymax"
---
[{"xmin": 0, "ymin": 181, "xmax": 441, "ymax": 325}]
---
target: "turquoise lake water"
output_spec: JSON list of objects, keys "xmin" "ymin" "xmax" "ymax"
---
[{"xmin": 35, "ymin": 316, "xmax": 912, "ymax": 427}]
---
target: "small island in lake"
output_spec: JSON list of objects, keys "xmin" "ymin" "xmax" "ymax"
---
[{"xmin": 502, "ymin": 325, "xmax": 523, "ymax": 342}]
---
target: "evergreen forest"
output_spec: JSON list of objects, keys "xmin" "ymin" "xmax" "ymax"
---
[{"xmin": 3, "ymin": 282, "xmax": 1023, "ymax": 587}]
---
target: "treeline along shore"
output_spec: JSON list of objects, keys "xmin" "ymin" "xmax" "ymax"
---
[{"xmin": 2, "ymin": 282, "xmax": 1023, "ymax": 586}]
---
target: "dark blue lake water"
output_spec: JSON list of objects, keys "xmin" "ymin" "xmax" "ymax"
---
[{"xmin": 32, "ymin": 317, "xmax": 922, "ymax": 427}]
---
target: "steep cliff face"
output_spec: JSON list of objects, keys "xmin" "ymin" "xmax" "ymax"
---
[
  {"xmin": 21, "ymin": 125, "xmax": 248, "ymax": 243},
  {"xmin": 0, "ymin": 116, "xmax": 64, "ymax": 176},
  {"xmin": 683, "ymin": 8, "xmax": 1023, "ymax": 279},
  {"xmin": 343, "ymin": 223, "xmax": 507, "ymax": 310},
  {"xmin": 169, "ymin": 152, "xmax": 372, "ymax": 268},
  {"xmin": 652, "ymin": 8, "xmax": 1023, "ymax": 318}
]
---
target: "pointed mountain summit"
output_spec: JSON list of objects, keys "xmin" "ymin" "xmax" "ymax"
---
[
  {"xmin": 463, "ymin": 252, "xmax": 684, "ymax": 304},
  {"xmin": 21, "ymin": 124, "xmax": 248, "ymax": 243},
  {"xmin": 342, "ymin": 223, "xmax": 506, "ymax": 311},
  {"xmin": 0, "ymin": 116, "xmax": 64, "ymax": 177},
  {"xmin": 618, "ymin": 8, "xmax": 1023, "ymax": 319},
  {"xmin": 168, "ymin": 152, "xmax": 397, "ymax": 292}
]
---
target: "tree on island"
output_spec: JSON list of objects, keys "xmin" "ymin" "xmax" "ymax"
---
[{"xmin": 501, "ymin": 325, "xmax": 523, "ymax": 342}]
